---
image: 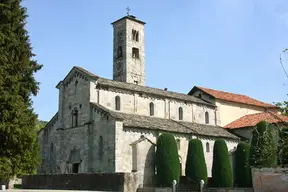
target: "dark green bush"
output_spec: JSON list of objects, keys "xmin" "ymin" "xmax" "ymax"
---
[
  {"xmin": 279, "ymin": 127, "xmax": 288, "ymax": 165},
  {"xmin": 249, "ymin": 121, "xmax": 277, "ymax": 167},
  {"xmin": 235, "ymin": 142, "xmax": 252, "ymax": 187},
  {"xmin": 211, "ymin": 139, "xmax": 233, "ymax": 187},
  {"xmin": 156, "ymin": 133, "xmax": 180, "ymax": 187},
  {"xmin": 185, "ymin": 139, "xmax": 208, "ymax": 184}
]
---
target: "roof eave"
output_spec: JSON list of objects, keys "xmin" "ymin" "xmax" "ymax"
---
[{"xmin": 97, "ymin": 83, "xmax": 215, "ymax": 107}]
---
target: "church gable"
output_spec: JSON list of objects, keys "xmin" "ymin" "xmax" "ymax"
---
[{"xmin": 56, "ymin": 66, "xmax": 99, "ymax": 89}]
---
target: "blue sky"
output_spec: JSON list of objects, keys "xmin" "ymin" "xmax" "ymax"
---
[{"xmin": 23, "ymin": 0, "xmax": 288, "ymax": 121}]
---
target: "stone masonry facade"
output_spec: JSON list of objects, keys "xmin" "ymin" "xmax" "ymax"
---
[{"xmin": 37, "ymin": 15, "xmax": 239, "ymax": 188}]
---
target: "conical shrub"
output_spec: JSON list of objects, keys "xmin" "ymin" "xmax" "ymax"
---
[
  {"xmin": 156, "ymin": 133, "xmax": 180, "ymax": 187},
  {"xmin": 211, "ymin": 139, "xmax": 233, "ymax": 187}
]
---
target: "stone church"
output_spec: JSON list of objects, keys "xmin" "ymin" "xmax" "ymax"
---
[{"xmin": 37, "ymin": 14, "xmax": 240, "ymax": 186}]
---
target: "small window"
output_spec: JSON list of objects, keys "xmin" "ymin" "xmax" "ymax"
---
[
  {"xmin": 149, "ymin": 102, "xmax": 154, "ymax": 116},
  {"xmin": 50, "ymin": 143, "xmax": 54, "ymax": 153},
  {"xmin": 74, "ymin": 80, "xmax": 78, "ymax": 95},
  {"xmin": 132, "ymin": 29, "xmax": 139, "ymax": 42},
  {"xmin": 99, "ymin": 136, "xmax": 104, "ymax": 160},
  {"xmin": 72, "ymin": 108, "xmax": 78, "ymax": 127},
  {"xmin": 205, "ymin": 111, "xmax": 209, "ymax": 124},
  {"xmin": 117, "ymin": 46, "xmax": 123, "ymax": 58},
  {"xmin": 115, "ymin": 96, "xmax": 121, "ymax": 111},
  {"xmin": 176, "ymin": 139, "xmax": 181, "ymax": 150},
  {"xmin": 178, "ymin": 107, "xmax": 183, "ymax": 120},
  {"xmin": 198, "ymin": 93, "xmax": 202, "ymax": 98},
  {"xmin": 132, "ymin": 47, "xmax": 139, "ymax": 59},
  {"xmin": 206, "ymin": 142, "xmax": 210, "ymax": 152}
]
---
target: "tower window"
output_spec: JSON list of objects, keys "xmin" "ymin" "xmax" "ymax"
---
[
  {"xmin": 132, "ymin": 29, "xmax": 139, "ymax": 42},
  {"xmin": 178, "ymin": 107, "xmax": 183, "ymax": 120},
  {"xmin": 132, "ymin": 47, "xmax": 139, "ymax": 59},
  {"xmin": 149, "ymin": 102, "xmax": 154, "ymax": 116},
  {"xmin": 115, "ymin": 96, "xmax": 121, "ymax": 111},
  {"xmin": 117, "ymin": 46, "xmax": 123, "ymax": 58},
  {"xmin": 205, "ymin": 111, "xmax": 209, "ymax": 124}
]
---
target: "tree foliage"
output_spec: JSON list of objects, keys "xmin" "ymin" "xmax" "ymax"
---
[
  {"xmin": 35, "ymin": 120, "xmax": 47, "ymax": 132},
  {"xmin": 235, "ymin": 142, "xmax": 251, "ymax": 187},
  {"xmin": 156, "ymin": 133, "xmax": 180, "ymax": 187},
  {"xmin": 211, "ymin": 139, "xmax": 233, "ymax": 188},
  {"xmin": 274, "ymin": 101, "xmax": 288, "ymax": 116},
  {"xmin": 0, "ymin": 0, "xmax": 42, "ymax": 180},
  {"xmin": 249, "ymin": 121, "xmax": 277, "ymax": 167},
  {"xmin": 185, "ymin": 139, "xmax": 207, "ymax": 184}
]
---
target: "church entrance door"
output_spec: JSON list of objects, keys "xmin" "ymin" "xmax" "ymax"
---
[{"xmin": 72, "ymin": 163, "xmax": 80, "ymax": 173}]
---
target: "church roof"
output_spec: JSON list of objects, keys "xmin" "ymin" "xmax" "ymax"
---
[
  {"xmin": 64, "ymin": 66, "xmax": 214, "ymax": 107},
  {"xmin": 189, "ymin": 86, "xmax": 277, "ymax": 108},
  {"xmin": 96, "ymin": 78, "xmax": 214, "ymax": 107},
  {"xmin": 91, "ymin": 103, "xmax": 239, "ymax": 140},
  {"xmin": 225, "ymin": 112, "xmax": 288, "ymax": 129},
  {"xmin": 111, "ymin": 15, "xmax": 146, "ymax": 25}
]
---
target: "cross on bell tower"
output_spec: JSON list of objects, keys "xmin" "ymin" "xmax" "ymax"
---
[{"xmin": 126, "ymin": 6, "xmax": 131, "ymax": 16}]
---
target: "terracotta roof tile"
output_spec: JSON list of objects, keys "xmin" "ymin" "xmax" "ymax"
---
[
  {"xmin": 224, "ymin": 112, "xmax": 288, "ymax": 129},
  {"xmin": 197, "ymin": 86, "xmax": 277, "ymax": 108}
]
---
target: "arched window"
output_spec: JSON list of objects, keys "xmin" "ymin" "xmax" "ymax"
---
[
  {"xmin": 74, "ymin": 80, "xmax": 78, "ymax": 95},
  {"xmin": 99, "ymin": 136, "xmax": 104, "ymax": 161},
  {"xmin": 115, "ymin": 96, "xmax": 121, "ymax": 111},
  {"xmin": 178, "ymin": 107, "xmax": 183, "ymax": 120},
  {"xmin": 117, "ymin": 46, "xmax": 123, "ymax": 58},
  {"xmin": 206, "ymin": 142, "xmax": 210, "ymax": 153},
  {"xmin": 50, "ymin": 143, "xmax": 54, "ymax": 153},
  {"xmin": 149, "ymin": 102, "xmax": 154, "ymax": 116},
  {"xmin": 205, "ymin": 111, "xmax": 209, "ymax": 124},
  {"xmin": 72, "ymin": 108, "xmax": 78, "ymax": 127}
]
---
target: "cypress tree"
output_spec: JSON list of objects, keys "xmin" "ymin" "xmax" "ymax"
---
[
  {"xmin": 235, "ymin": 142, "xmax": 251, "ymax": 187},
  {"xmin": 185, "ymin": 139, "xmax": 208, "ymax": 184},
  {"xmin": 156, "ymin": 133, "xmax": 180, "ymax": 187},
  {"xmin": 249, "ymin": 121, "xmax": 277, "ymax": 167},
  {"xmin": 211, "ymin": 139, "xmax": 233, "ymax": 187},
  {"xmin": 0, "ymin": 0, "xmax": 42, "ymax": 181}
]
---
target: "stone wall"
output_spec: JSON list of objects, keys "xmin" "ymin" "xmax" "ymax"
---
[
  {"xmin": 22, "ymin": 173, "xmax": 143, "ymax": 192},
  {"xmin": 95, "ymin": 88, "xmax": 216, "ymax": 126},
  {"xmin": 114, "ymin": 123, "xmax": 238, "ymax": 180},
  {"xmin": 22, "ymin": 173, "xmax": 125, "ymax": 191},
  {"xmin": 252, "ymin": 167, "xmax": 288, "ymax": 192},
  {"xmin": 38, "ymin": 103, "xmax": 117, "ymax": 174}
]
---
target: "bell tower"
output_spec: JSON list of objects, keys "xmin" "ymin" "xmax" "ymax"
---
[{"xmin": 111, "ymin": 10, "xmax": 146, "ymax": 85}]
